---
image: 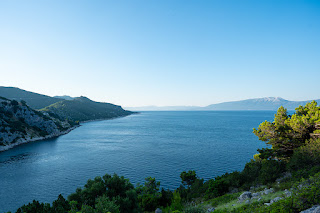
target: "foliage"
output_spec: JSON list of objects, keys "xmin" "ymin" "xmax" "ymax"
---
[
  {"xmin": 170, "ymin": 191, "xmax": 183, "ymax": 211},
  {"xmin": 180, "ymin": 170, "xmax": 197, "ymax": 187},
  {"xmin": 253, "ymin": 101, "xmax": 320, "ymax": 159},
  {"xmin": 51, "ymin": 194, "xmax": 71, "ymax": 212},
  {"xmin": 288, "ymin": 138, "xmax": 320, "ymax": 171},
  {"xmin": 41, "ymin": 96, "xmax": 133, "ymax": 122},
  {"xmin": 137, "ymin": 177, "xmax": 161, "ymax": 211},
  {"xmin": 259, "ymin": 159, "xmax": 285, "ymax": 184},
  {"xmin": 95, "ymin": 195, "xmax": 120, "ymax": 213},
  {"xmin": 16, "ymin": 200, "xmax": 51, "ymax": 213},
  {"xmin": 68, "ymin": 173, "xmax": 139, "ymax": 213},
  {"xmin": 210, "ymin": 192, "xmax": 241, "ymax": 207},
  {"xmin": 184, "ymin": 205, "xmax": 207, "ymax": 213}
]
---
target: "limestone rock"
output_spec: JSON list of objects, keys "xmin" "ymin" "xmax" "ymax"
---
[
  {"xmin": 263, "ymin": 188, "xmax": 274, "ymax": 195},
  {"xmin": 207, "ymin": 207, "xmax": 215, "ymax": 212},
  {"xmin": 238, "ymin": 191, "xmax": 252, "ymax": 202},
  {"xmin": 270, "ymin": 197, "xmax": 282, "ymax": 204},
  {"xmin": 300, "ymin": 205, "xmax": 320, "ymax": 213},
  {"xmin": 252, "ymin": 192, "xmax": 261, "ymax": 198},
  {"xmin": 155, "ymin": 208, "xmax": 162, "ymax": 213}
]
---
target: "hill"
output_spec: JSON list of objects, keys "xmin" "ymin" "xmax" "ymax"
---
[
  {"xmin": 204, "ymin": 97, "xmax": 320, "ymax": 111},
  {"xmin": 0, "ymin": 86, "xmax": 62, "ymax": 109},
  {"xmin": 125, "ymin": 105, "xmax": 200, "ymax": 111},
  {"xmin": 0, "ymin": 97, "xmax": 76, "ymax": 151},
  {"xmin": 53, "ymin": 95, "xmax": 74, "ymax": 100},
  {"xmin": 126, "ymin": 97, "xmax": 320, "ymax": 111},
  {"xmin": 41, "ymin": 96, "xmax": 134, "ymax": 122}
]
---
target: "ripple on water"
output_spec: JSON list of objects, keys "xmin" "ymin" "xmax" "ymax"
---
[{"xmin": 0, "ymin": 111, "xmax": 275, "ymax": 212}]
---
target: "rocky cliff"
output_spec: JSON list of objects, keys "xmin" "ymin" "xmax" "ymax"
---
[{"xmin": 0, "ymin": 97, "xmax": 77, "ymax": 151}]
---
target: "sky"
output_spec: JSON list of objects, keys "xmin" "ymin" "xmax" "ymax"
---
[{"xmin": 0, "ymin": 0, "xmax": 320, "ymax": 107}]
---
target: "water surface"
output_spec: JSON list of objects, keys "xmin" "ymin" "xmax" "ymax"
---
[{"xmin": 0, "ymin": 111, "xmax": 275, "ymax": 212}]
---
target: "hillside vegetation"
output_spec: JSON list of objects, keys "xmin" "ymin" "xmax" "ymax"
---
[
  {"xmin": 40, "ymin": 96, "xmax": 134, "ymax": 122},
  {"xmin": 12, "ymin": 101, "xmax": 320, "ymax": 213},
  {"xmin": 0, "ymin": 97, "xmax": 75, "ymax": 150},
  {"xmin": 0, "ymin": 86, "xmax": 62, "ymax": 109}
]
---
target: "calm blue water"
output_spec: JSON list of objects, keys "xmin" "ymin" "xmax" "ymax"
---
[{"xmin": 0, "ymin": 111, "xmax": 275, "ymax": 212}]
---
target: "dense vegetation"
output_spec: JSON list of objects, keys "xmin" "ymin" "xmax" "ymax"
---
[
  {"xmin": 40, "ymin": 96, "xmax": 134, "ymax": 123},
  {"xmin": 10, "ymin": 101, "xmax": 320, "ymax": 212},
  {"xmin": 0, "ymin": 87, "xmax": 62, "ymax": 109}
]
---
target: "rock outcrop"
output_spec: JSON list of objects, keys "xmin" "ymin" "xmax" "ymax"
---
[{"xmin": 0, "ymin": 98, "xmax": 77, "ymax": 151}]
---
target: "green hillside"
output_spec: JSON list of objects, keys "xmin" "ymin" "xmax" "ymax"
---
[
  {"xmin": 0, "ymin": 86, "xmax": 62, "ymax": 109},
  {"xmin": 41, "ymin": 96, "xmax": 134, "ymax": 122}
]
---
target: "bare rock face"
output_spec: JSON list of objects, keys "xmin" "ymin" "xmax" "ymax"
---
[
  {"xmin": 207, "ymin": 207, "xmax": 215, "ymax": 212},
  {"xmin": 0, "ymin": 99, "xmax": 74, "ymax": 151},
  {"xmin": 252, "ymin": 192, "xmax": 261, "ymax": 198},
  {"xmin": 155, "ymin": 208, "xmax": 162, "ymax": 213},
  {"xmin": 270, "ymin": 197, "xmax": 282, "ymax": 204},
  {"xmin": 284, "ymin": 189, "xmax": 292, "ymax": 197},
  {"xmin": 238, "ymin": 191, "xmax": 252, "ymax": 202},
  {"xmin": 300, "ymin": 205, "xmax": 320, "ymax": 213},
  {"xmin": 263, "ymin": 188, "xmax": 274, "ymax": 195}
]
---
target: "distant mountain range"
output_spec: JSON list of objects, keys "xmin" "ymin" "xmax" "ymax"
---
[{"xmin": 126, "ymin": 97, "xmax": 320, "ymax": 111}]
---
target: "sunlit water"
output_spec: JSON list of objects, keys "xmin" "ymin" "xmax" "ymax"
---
[{"xmin": 0, "ymin": 111, "xmax": 275, "ymax": 212}]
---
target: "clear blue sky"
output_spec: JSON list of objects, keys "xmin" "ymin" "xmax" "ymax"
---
[{"xmin": 1, "ymin": 0, "xmax": 319, "ymax": 107}]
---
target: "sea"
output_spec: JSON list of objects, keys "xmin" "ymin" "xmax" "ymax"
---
[{"xmin": 0, "ymin": 111, "xmax": 275, "ymax": 212}]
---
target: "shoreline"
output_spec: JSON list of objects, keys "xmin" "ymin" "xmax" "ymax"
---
[
  {"xmin": 0, "ymin": 125, "xmax": 79, "ymax": 152},
  {"xmin": 0, "ymin": 113, "xmax": 137, "ymax": 152}
]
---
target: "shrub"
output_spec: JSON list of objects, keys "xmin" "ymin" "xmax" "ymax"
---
[
  {"xmin": 288, "ymin": 139, "xmax": 320, "ymax": 172},
  {"xmin": 259, "ymin": 159, "xmax": 286, "ymax": 184}
]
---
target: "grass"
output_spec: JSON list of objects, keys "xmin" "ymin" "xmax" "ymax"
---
[{"xmin": 197, "ymin": 188, "xmax": 287, "ymax": 213}]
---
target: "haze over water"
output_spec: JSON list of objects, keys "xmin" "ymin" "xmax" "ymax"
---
[{"xmin": 0, "ymin": 111, "xmax": 274, "ymax": 212}]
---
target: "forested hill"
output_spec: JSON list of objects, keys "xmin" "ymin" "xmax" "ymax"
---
[
  {"xmin": 0, "ymin": 86, "xmax": 62, "ymax": 109},
  {"xmin": 0, "ymin": 97, "xmax": 75, "ymax": 150},
  {"xmin": 41, "ymin": 96, "xmax": 134, "ymax": 122}
]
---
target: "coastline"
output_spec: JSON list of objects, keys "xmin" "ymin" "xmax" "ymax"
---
[
  {"xmin": 0, "ymin": 126, "xmax": 79, "ymax": 152},
  {"xmin": 0, "ymin": 113, "xmax": 137, "ymax": 152}
]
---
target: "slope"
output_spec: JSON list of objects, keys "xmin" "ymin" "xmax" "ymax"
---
[
  {"xmin": 0, "ymin": 86, "xmax": 62, "ymax": 109},
  {"xmin": 41, "ymin": 96, "xmax": 134, "ymax": 122}
]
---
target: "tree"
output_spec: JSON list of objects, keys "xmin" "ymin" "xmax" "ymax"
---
[
  {"xmin": 137, "ymin": 177, "xmax": 161, "ymax": 211},
  {"xmin": 51, "ymin": 194, "xmax": 70, "ymax": 212},
  {"xmin": 253, "ymin": 102, "xmax": 320, "ymax": 159},
  {"xmin": 180, "ymin": 170, "xmax": 197, "ymax": 187}
]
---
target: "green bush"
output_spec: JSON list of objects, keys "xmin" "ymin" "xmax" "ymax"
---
[
  {"xmin": 259, "ymin": 159, "xmax": 285, "ymax": 184},
  {"xmin": 288, "ymin": 139, "xmax": 320, "ymax": 172}
]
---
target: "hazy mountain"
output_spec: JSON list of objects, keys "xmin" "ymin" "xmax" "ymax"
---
[
  {"xmin": 125, "ymin": 106, "xmax": 201, "ymax": 111},
  {"xmin": 0, "ymin": 86, "xmax": 62, "ymax": 109},
  {"xmin": 204, "ymin": 97, "xmax": 320, "ymax": 111},
  {"xmin": 53, "ymin": 95, "xmax": 74, "ymax": 100},
  {"xmin": 41, "ymin": 96, "xmax": 134, "ymax": 122},
  {"xmin": 127, "ymin": 97, "xmax": 320, "ymax": 111}
]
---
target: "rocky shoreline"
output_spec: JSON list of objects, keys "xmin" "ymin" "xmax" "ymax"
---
[
  {"xmin": 0, "ymin": 114, "xmax": 136, "ymax": 152},
  {"xmin": 0, "ymin": 125, "xmax": 79, "ymax": 152}
]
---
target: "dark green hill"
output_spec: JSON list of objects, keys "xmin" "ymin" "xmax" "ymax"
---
[
  {"xmin": 41, "ymin": 96, "xmax": 134, "ymax": 122},
  {"xmin": 0, "ymin": 86, "xmax": 62, "ymax": 109}
]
